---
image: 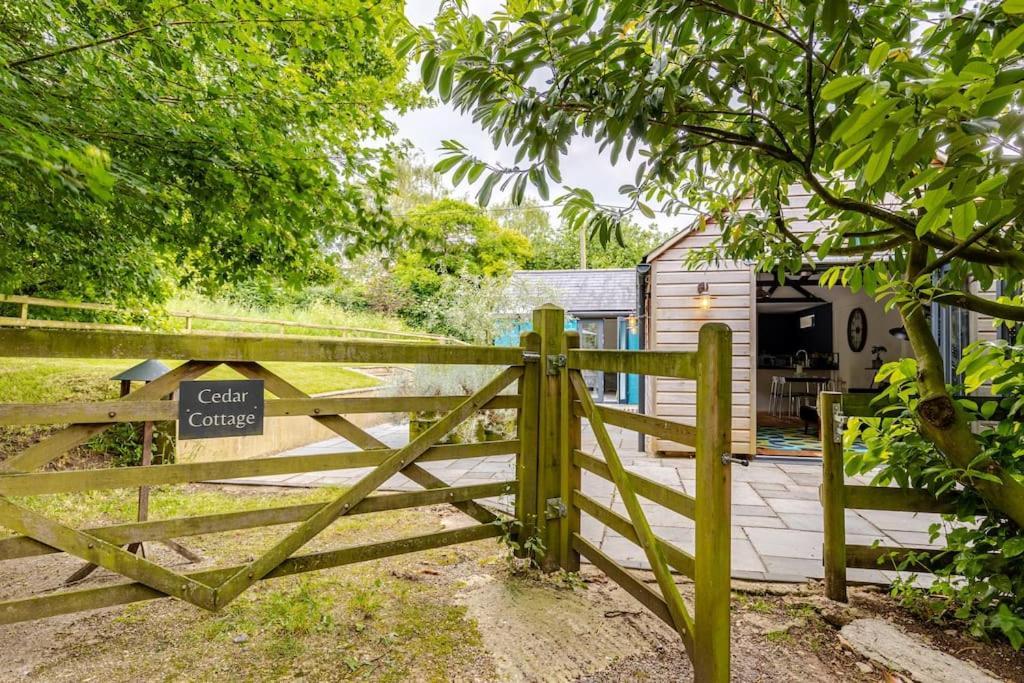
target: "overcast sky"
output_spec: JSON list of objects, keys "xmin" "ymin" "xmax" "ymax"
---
[{"xmin": 392, "ymin": 2, "xmax": 691, "ymax": 234}]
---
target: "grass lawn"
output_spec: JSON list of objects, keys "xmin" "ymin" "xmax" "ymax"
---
[
  {"xmin": 169, "ymin": 294, "xmax": 425, "ymax": 339},
  {"xmin": 0, "ymin": 358, "xmax": 380, "ymax": 405},
  {"xmin": 0, "ymin": 485, "xmax": 497, "ymax": 682}
]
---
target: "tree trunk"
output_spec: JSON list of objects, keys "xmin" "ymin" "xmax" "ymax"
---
[{"xmin": 901, "ymin": 245, "xmax": 1024, "ymax": 529}]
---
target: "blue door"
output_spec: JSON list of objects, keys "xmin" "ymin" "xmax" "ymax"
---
[{"xmin": 617, "ymin": 317, "xmax": 639, "ymax": 404}]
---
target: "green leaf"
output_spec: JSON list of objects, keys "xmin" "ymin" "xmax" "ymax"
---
[
  {"xmin": 833, "ymin": 140, "xmax": 871, "ymax": 170},
  {"xmin": 1004, "ymin": 537, "xmax": 1024, "ymax": 558},
  {"xmin": 916, "ymin": 207, "xmax": 949, "ymax": 236},
  {"xmin": 476, "ymin": 172, "xmax": 499, "ymax": 206},
  {"xmin": 842, "ymin": 100, "xmax": 898, "ymax": 145},
  {"xmin": 991, "ymin": 23, "xmax": 1024, "ymax": 58},
  {"xmin": 868, "ymin": 42, "xmax": 890, "ymax": 71},
  {"xmin": 864, "ymin": 140, "xmax": 892, "ymax": 186},
  {"xmin": 951, "ymin": 201, "xmax": 977, "ymax": 239},
  {"xmin": 821, "ymin": 75, "xmax": 868, "ymax": 100},
  {"xmin": 433, "ymin": 155, "xmax": 462, "ymax": 174},
  {"xmin": 421, "ymin": 52, "xmax": 439, "ymax": 90},
  {"xmin": 1004, "ymin": 0, "xmax": 1024, "ymax": 14},
  {"xmin": 438, "ymin": 65, "xmax": 454, "ymax": 102},
  {"xmin": 975, "ymin": 174, "xmax": 1007, "ymax": 195},
  {"xmin": 980, "ymin": 399, "xmax": 998, "ymax": 419}
]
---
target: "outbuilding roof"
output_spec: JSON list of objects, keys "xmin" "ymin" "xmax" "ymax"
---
[{"xmin": 510, "ymin": 269, "xmax": 636, "ymax": 315}]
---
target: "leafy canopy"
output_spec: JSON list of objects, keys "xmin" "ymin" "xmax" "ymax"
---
[
  {"xmin": 525, "ymin": 218, "xmax": 665, "ymax": 269},
  {"xmin": 411, "ymin": 0, "xmax": 1024, "ymax": 324},
  {"xmin": 0, "ymin": 0, "xmax": 416, "ymax": 304},
  {"xmin": 391, "ymin": 198, "xmax": 531, "ymax": 298}
]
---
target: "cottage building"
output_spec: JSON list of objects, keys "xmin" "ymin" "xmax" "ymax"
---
[{"xmin": 640, "ymin": 187, "xmax": 995, "ymax": 457}]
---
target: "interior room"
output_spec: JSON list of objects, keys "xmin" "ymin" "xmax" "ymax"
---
[{"xmin": 754, "ymin": 270, "xmax": 912, "ymax": 456}]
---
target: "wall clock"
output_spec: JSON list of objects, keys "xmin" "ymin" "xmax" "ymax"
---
[{"xmin": 847, "ymin": 307, "xmax": 867, "ymax": 352}]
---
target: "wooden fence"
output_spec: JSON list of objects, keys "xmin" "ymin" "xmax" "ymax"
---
[
  {"xmin": 0, "ymin": 293, "xmax": 463, "ymax": 344},
  {"xmin": 819, "ymin": 391, "xmax": 961, "ymax": 601},
  {"xmin": 0, "ymin": 306, "xmax": 735, "ymax": 682},
  {"xmin": 0, "ymin": 327, "xmax": 520, "ymax": 620}
]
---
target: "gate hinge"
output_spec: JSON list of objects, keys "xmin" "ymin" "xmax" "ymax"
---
[
  {"xmin": 546, "ymin": 354, "xmax": 566, "ymax": 375},
  {"xmin": 545, "ymin": 497, "xmax": 567, "ymax": 519}
]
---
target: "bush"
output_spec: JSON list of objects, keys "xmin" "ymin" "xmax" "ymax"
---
[
  {"xmin": 88, "ymin": 423, "xmax": 176, "ymax": 467},
  {"xmin": 845, "ymin": 337, "xmax": 1024, "ymax": 650}
]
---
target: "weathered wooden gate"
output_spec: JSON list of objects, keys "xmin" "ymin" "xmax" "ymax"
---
[
  {"xmin": 0, "ymin": 306, "xmax": 732, "ymax": 681},
  {"xmin": 553, "ymin": 310, "xmax": 733, "ymax": 683}
]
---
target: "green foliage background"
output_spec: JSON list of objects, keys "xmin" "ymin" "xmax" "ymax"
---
[{"xmin": 0, "ymin": 0, "xmax": 417, "ymax": 305}]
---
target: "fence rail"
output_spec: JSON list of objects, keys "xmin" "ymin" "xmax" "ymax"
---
[
  {"xmin": 0, "ymin": 293, "xmax": 464, "ymax": 344},
  {"xmin": 820, "ymin": 391, "xmax": 972, "ymax": 601},
  {"xmin": 0, "ymin": 328, "xmax": 514, "ymax": 365}
]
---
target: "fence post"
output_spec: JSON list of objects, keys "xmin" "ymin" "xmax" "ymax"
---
[
  {"xmin": 820, "ymin": 391, "xmax": 848, "ymax": 602},
  {"xmin": 533, "ymin": 304, "xmax": 565, "ymax": 572},
  {"xmin": 516, "ymin": 330, "xmax": 542, "ymax": 558},
  {"xmin": 694, "ymin": 323, "xmax": 731, "ymax": 683},
  {"xmin": 560, "ymin": 330, "xmax": 581, "ymax": 572}
]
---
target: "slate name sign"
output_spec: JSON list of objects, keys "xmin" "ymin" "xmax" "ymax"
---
[{"xmin": 178, "ymin": 380, "xmax": 264, "ymax": 440}]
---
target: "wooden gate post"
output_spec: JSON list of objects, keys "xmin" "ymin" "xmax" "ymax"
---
[
  {"xmin": 559, "ymin": 330, "xmax": 581, "ymax": 572},
  {"xmin": 820, "ymin": 391, "xmax": 848, "ymax": 602},
  {"xmin": 533, "ymin": 304, "xmax": 565, "ymax": 572},
  {"xmin": 694, "ymin": 323, "xmax": 732, "ymax": 683},
  {"xmin": 516, "ymin": 330, "xmax": 542, "ymax": 557}
]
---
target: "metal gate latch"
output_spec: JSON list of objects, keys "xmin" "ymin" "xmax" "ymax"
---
[
  {"xmin": 721, "ymin": 454, "xmax": 750, "ymax": 467},
  {"xmin": 522, "ymin": 351, "xmax": 540, "ymax": 363},
  {"xmin": 546, "ymin": 354, "xmax": 566, "ymax": 375},
  {"xmin": 832, "ymin": 403, "xmax": 846, "ymax": 445},
  {"xmin": 545, "ymin": 497, "xmax": 567, "ymax": 519}
]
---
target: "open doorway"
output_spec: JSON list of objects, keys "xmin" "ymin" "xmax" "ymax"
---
[
  {"xmin": 754, "ymin": 271, "xmax": 912, "ymax": 457},
  {"xmin": 577, "ymin": 317, "xmax": 639, "ymax": 404}
]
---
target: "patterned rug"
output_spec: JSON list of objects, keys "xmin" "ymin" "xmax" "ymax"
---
[
  {"xmin": 756, "ymin": 426, "xmax": 867, "ymax": 457},
  {"xmin": 757, "ymin": 426, "xmax": 821, "ymax": 454}
]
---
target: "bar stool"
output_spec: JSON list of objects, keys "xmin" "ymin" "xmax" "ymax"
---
[{"xmin": 769, "ymin": 376, "xmax": 794, "ymax": 417}]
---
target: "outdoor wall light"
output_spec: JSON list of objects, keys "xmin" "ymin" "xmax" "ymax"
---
[{"xmin": 696, "ymin": 282, "xmax": 713, "ymax": 310}]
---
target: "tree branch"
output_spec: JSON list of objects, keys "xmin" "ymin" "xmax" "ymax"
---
[
  {"xmin": 931, "ymin": 289, "xmax": 1024, "ymax": 322},
  {"xmin": 919, "ymin": 210, "xmax": 1023, "ymax": 278}
]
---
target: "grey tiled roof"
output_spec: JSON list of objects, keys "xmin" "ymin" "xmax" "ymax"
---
[{"xmin": 510, "ymin": 269, "xmax": 636, "ymax": 315}]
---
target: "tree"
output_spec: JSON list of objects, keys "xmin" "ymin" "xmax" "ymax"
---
[
  {"xmin": 525, "ymin": 219, "xmax": 666, "ymax": 269},
  {"xmin": 0, "ymin": 0, "xmax": 417, "ymax": 305},
  {"xmin": 411, "ymin": 0, "xmax": 1024, "ymax": 531},
  {"xmin": 388, "ymin": 198, "xmax": 531, "ymax": 324},
  {"xmin": 421, "ymin": 272, "xmax": 556, "ymax": 343}
]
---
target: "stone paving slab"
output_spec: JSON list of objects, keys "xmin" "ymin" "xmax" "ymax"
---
[{"xmin": 212, "ymin": 420, "xmax": 946, "ymax": 584}]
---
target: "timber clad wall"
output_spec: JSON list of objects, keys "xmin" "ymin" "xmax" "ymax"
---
[
  {"xmin": 646, "ymin": 186, "xmax": 827, "ymax": 455},
  {"xmin": 647, "ymin": 225, "xmax": 755, "ymax": 454}
]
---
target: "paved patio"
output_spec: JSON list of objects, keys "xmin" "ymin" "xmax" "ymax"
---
[{"xmin": 218, "ymin": 421, "xmax": 945, "ymax": 584}]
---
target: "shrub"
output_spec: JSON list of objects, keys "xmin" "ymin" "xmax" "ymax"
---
[{"xmin": 845, "ymin": 336, "xmax": 1024, "ymax": 649}]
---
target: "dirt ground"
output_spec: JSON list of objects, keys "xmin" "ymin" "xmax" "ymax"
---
[{"xmin": 0, "ymin": 485, "xmax": 1021, "ymax": 682}]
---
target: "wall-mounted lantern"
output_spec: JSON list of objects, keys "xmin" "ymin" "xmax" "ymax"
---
[{"xmin": 696, "ymin": 282, "xmax": 713, "ymax": 310}]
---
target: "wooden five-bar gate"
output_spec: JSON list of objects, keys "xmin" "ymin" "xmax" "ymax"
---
[{"xmin": 0, "ymin": 305, "xmax": 733, "ymax": 681}]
